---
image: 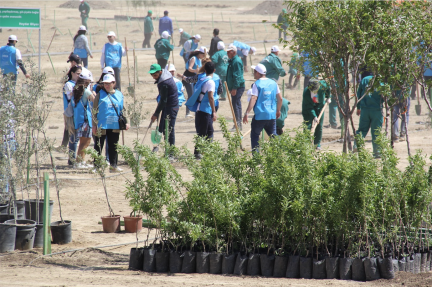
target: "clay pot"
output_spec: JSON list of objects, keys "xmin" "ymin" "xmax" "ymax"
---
[
  {"xmin": 101, "ymin": 215, "xmax": 121, "ymax": 233},
  {"xmin": 124, "ymin": 215, "xmax": 142, "ymax": 233}
]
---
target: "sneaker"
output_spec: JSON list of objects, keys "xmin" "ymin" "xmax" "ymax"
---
[
  {"xmin": 168, "ymin": 155, "xmax": 176, "ymax": 162},
  {"xmin": 90, "ymin": 168, "xmax": 97, "ymax": 174},
  {"xmin": 230, "ymin": 126, "xmax": 237, "ymax": 132},
  {"xmin": 399, "ymin": 136, "xmax": 406, "ymax": 141},
  {"xmin": 392, "ymin": 137, "xmax": 399, "ymax": 143},
  {"xmin": 75, "ymin": 162, "xmax": 87, "ymax": 169},
  {"xmin": 195, "ymin": 153, "xmax": 203, "ymax": 160},
  {"xmin": 109, "ymin": 166, "xmax": 123, "ymax": 173},
  {"xmin": 324, "ymin": 124, "xmax": 331, "ymax": 128},
  {"xmin": 219, "ymin": 97, "xmax": 227, "ymax": 101},
  {"xmin": 185, "ymin": 113, "xmax": 193, "ymax": 118},
  {"xmin": 316, "ymin": 146, "xmax": 322, "ymax": 151},
  {"xmin": 84, "ymin": 162, "xmax": 94, "ymax": 168},
  {"xmin": 152, "ymin": 146, "xmax": 159, "ymax": 153}
]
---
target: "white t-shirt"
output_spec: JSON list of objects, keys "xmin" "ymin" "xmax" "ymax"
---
[
  {"xmin": 63, "ymin": 81, "xmax": 75, "ymax": 100},
  {"xmin": 251, "ymin": 78, "xmax": 280, "ymax": 97},
  {"xmin": 197, "ymin": 76, "xmax": 215, "ymax": 111}
]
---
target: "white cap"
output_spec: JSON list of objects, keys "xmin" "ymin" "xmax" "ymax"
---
[
  {"xmin": 79, "ymin": 25, "xmax": 86, "ymax": 31},
  {"xmin": 250, "ymin": 47, "xmax": 257, "ymax": 55},
  {"xmin": 226, "ymin": 43, "xmax": 236, "ymax": 52},
  {"xmin": 271, "ymin": 45, "xmax": 280, "ymax": 52},
  {"xmin": 8, "ymin": 35, "xmax": 18, "ymax": 42},
  {"xmin": 179, "ymin": 28, "xmax": 183, "ymax": 33},
  {"xmin": 102, "ymin": 66, "xmax": 115, "ymax": 75},
  {"xmin": 252, "ymin": 63, "xmax": 266, "ymax": 75},
  {"xmin": 162, "ymin": 31, "xmax": 170, "ymax": 39},
  {"xmin": 102, "ymin": 74, "xmax": 115, "ymax": 83},
  {"xmin": 79, "ymin": 70, "xmax": 93, "ymax": 81},
  {"xmin": 217, "ymin": 41, "xmax": 225, "ymax": 50},
  {"xmin": 166, "ymin": 64, "xmax": 176, "ymax": 71},
  {"xmin": 107, "ymin": 31, "xmax": 116, "ymax": 37},
  {"xmin": 194, "ymin": 34, "xmax": 201, "ymax": 41},
  {"xmin": 197, "ymin": 46, "xmax": 207, "ymax": 54}
]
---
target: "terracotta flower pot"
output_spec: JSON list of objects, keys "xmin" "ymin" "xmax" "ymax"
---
[
  {"xmin": 101, "ymin": 215, "xmax": 121, "ymax": 233},
  {"xmin": 124, "ymin": 215, "xmax": 143, "ymax": 233}
]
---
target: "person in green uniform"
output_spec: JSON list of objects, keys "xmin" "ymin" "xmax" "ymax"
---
[
  {"xmin": 277, "ymin": 8, "xmax": 289, "ymax": 40},
  {"xmin": 79, "ymin": 0, "xmax": 90, "ymax": 30},
  {"xmin": 354, "ymin": 75, "xmax": 383, "ymax": 158},
  {"xmin": 260, "ymin": 45, "xmax": 286, "ymax": 82},
  {"xmin": 286, "ymin": 52, "xmax": 299, "ymax": 89},
  {"xmin": 276, "ymin": 98, "xmax": 290, "ymax": 135},
  {"xmin": 142, "ymin": 10, "xmax": 154, "ymax": 48},
  {"xmin": 154, "ymin": 31, "xmax": 174, "ymax": 69},
  {"xmin": 211, "ymin": 41, "xmax": 228, "ymax": 100},
  {"xmin": 178, "ymin": 28, "xmax": 191, "ymax": 47},
  {"xmin": 302, "ymin": 79, "xmax": 331, "ymax": 150}
]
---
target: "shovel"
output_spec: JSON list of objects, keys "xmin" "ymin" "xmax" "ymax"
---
[{"xmin": 415, "ymin": 83, "xmax": 421, "ymax": 116}]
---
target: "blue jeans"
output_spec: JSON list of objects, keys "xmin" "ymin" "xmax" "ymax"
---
[
  {"xmin": 68, "ymin": 132, "xmax": 79, "ymax": 165},
  {"xmin": 392, "ymin": 97, "xmax": 410, "ymax": 139},
  {"xmin": 1, "ymin": 140, "xmax": 17, "ymax": 193},
  {"xmin": 231, "ymin": 87, "xmax": 245, "ymax": 129},
  {"xmin": 250, "ymin": 117, "xmax": 276, "ymax": 152}
]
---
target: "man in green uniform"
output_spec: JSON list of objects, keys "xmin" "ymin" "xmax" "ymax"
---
[
  {"xmin": 211, "ymin": 41, "xmax": 228, "ymax": 100},
  {"xmin": 154, "ymin": 31, "xmax": 174, "ymax": 69},
  {"xmin": 260, "ymin": 45, "xmax": 286, "ymax": 82},
  {"xmin": 302, "ymin": 79, "xmax": 331, "ymax": 150},
  {"xmin": 79, "ymin": 0, "xmax": 90, "ymax": 30},
  {"xmin": 354, "ymin": 75, "xmax": 383, "ymax": 158},
  {"xmin": 226, "ymin": 43, "xmax": 245, "ymax": 131},
  {"xmin": 142, "ymin": 10, "xmax": 154, "ymax": 48},
  {"xmin": 277, "ymin": 8, "xmax": 288, "ymax": 40},
  {"xmin": 276, "ymin": 98, "xmax": 290, "ymax": 135},
  {"xmin": 178, "ymin": 28, "xmax": 191, "ymax": 47},
  {"xmin": 286, "ymin": 52, "xmax": 299, "ymax": 89}
]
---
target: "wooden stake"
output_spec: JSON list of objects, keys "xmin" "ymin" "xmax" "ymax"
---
[
  {"xmin": 224, "ymin": 82, "xmax": 244, "ymax": 150},
  {"xmin": 46, "ymin": 29, "xmax": 57, "ymax": 53},
  {"xmin": 124, "ymin": 37, "xmax": 131, "ymax": 87}
]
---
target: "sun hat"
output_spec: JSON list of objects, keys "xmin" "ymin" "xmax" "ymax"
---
[
  {"xmin": 79, "ymin": 25, "xmax": 86, "ymax": 31},
  {"xmin": 271, "ymin": 45, "xmax": 280, "ymax": 52},
  {"xmin": 79, "ymin": 70, "xmax": 93, "ymax": 81},
  {"xmin": 194, "ymin": 34, "xmax": 201, "ymax": 41},
  {"xmin": 148, "ymin": 64, "xmax": 162, "ymax": 74},
  {"xmin": 252, "ymin": 64, "xmax": 266, "ymax": 75},
  {"xmin": 107, "ymin": 31, "xmax": 116, "ymax": 37},
  {"xmin": 179, "ymin": 28, "xmax": 183, "ymax": 33},
  {"xmin": 102, "ymin": 74, "xmax": 115, "ymax": 83},
  {"xmin": 166, "ymin": 64, "xmax": 176, "ymax": 71},
  {"xmin": 250, "ymin": 47, "xmax": 257, "ymax": 55},
  {"xmin": 102, "ymin": 66, "xmax": 115, "ymax": 75},
  {"xmin": 217, "ymin": 41, "xmax": 225, "ymax": 50},
  {"xmin": 226, "ymin": 43, "xmax": 236, "ymax": 52},
  {"xmin": 8, "ymin": 35, "xmax": 18, "ymax": 42},
  {"xmin": 161, "ymin": 31, "xmax": 170, "ymax": 39}
]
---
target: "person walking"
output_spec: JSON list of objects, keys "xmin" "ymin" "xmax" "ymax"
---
[
  {"xmin": 209, "ymin": 28, "xmax": 222, "ymax": 57},
  {"xmin": 100, "ymin": 31, "xmax": 126, "ymax": 91},
  {"xmin": 182, "ymin": 47, "xmax": 206, "ymax": 117},
  {"xmin": 0, "ymin": 35, "xmax": 30, "ymax": 86},
  {"xmin": 226, "ymin": 43, "xmax": 245, "ymax": 131},
  {"xmin": 211, "ymin": 41, "xmax": 228, "ymax": 101},
  {"xmin": 159, "ymin": 10, "xmax": 173, "ymax": 36},
  {"xmin": 185, "ymin": 62, "xmax": 218, "ymax": 159},
  {"xmin": 181, "ymin": 34, "xmax": 201, "ymax": 64},
  {"xmin": 232, "ymin": 41, "xmax": 256, "ymax": 73},
  {"xmin": 276, "ymin": 98, "xmax": 290, "ymax": 135},
  {"xmin": 242, "ymin": 64, "xmax": 282, "ymax": 152},
  {"xmin": 178, "ymin": 28, "xmax": 191, "ymax": 47},
  {"xmin": 92, "ymin": 74, "xmax": 130, "ymax": 172},
  {"xmin": 302, "ymin": 79, "xmax": 331, "ymax": 150},
  {"xmin": 286, "ymin": 52, "xmax": 300, "ymax": 89},
  {"xmin": 73, "ymin": 26, "xmax": 93, "ymax": 68},
  {"xmin": 301, "ymin": 52, "xmax": 317, "ymax": 89},
  {"xmin": 149, "ymin": 64, "xmax": 179, "ymax": 153},
  {"xmin": 354, "ymin": 75, "xmax": 383, "ymax": 158},
  {"xmin": 260, "ymin": 45, "xmax": 286, "ymax": 82},
  {"xmin": 154, "ymin": 31, "xmax": 174, "ymax": 69},
  {"xmin": 277, "ymin": 9, "xmax": 288, "ymax": 40},
  {"xmin": 78, "ymin": 0, "xmax": 90, "ymax": 30},
  {"xmin": 142, "ymin": 10, "xmax": 154, "ymax": 48}
]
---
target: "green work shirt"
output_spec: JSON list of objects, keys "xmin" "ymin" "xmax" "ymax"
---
[
  {"xmin": 276, "ymin": 98, "xmax": 290, "ymax": 129},
  {"xmin": 154, "ymin": 38, "xmax": 174, "ymax": 60},
  {"xmin": 144, "ymin": 16, "xmax": 154, "ymax": 34},
  {"xmin": 356, "ymin": 76, "xmax": 383, "ymax": 110},
  {"xmin": 211, "ymin": 49, "xmax": 229, "ymax": 77},
  {"xmin": 79, "ymin": 2, "xmax": 90, "ymax": 17},
  {"xmin": 302, "ymin": 80, "xmax": 330, "ymax": 120},
  {"xmin": 288, "ymin": 52, "xmax": 299, "ymax": 75},
  {"xmin": 181, "ymin": 32, "xmax": 191, "ymax": 41},
  {"xmin": 277, "ymin": 12, "xmax": 288, "ymax": 29},
  {"xmin": 226, "ymin": 55, "xmax": 245, "ymax": 90},
  {"xmin": 260, "ymin": 53, "xmax": 287, "ymax": 82}
]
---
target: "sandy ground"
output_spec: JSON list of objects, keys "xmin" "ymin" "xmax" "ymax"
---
[{"xmin": 1, "ymin": 0, "xmax": 432, "ymax": 286}]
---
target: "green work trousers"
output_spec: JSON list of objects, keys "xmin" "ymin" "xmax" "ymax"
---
[
  {"xmin": 305, "ymin": 112, "xmax": 324, "ymax": 147},
  {"xmin": 81, "ymin": 16, "xmax": 88, "ymax": 30},
  {"xmin": 219, "ymin": 75, "xmax": 227, "ymax": 100},
  {"xmin": 355, "ymin": 108, "xmax": 383, "ymax": 156}
]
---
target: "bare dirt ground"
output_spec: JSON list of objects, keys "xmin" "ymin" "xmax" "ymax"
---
[{"xmin": 1, "ymin": 0, "xmax": 432, "ymax": 286}]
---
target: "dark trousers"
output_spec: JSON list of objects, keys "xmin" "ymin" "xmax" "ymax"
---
[
  {"xmin": 303, "ymin": 76, "xmax": 311, "ymax": 90},
  {"xmin": 82, "ymin": 57, "xmax": 88, "ymax": 69},
  {"xmin": 194, "ymin": 111, "xmax": 214, "ymax": 155},
  {"xmin": 112, "ymin": 67, "xmax": 121, "ymax": 91},
  {"xmin": 142, "ymin": 33, "xmax": 152, "ymax": 48},
  {"xmin": 158, "ymin": 105, "xmax": 179, "ymax": 146},
  {"xmin": 183, "ymin": 80, "xmax": 193, "ymax": 115},
  {"xmin": 251, "ymin": 117, "xmax": 277, "ymax": 152},
  {"xmin": 231, "ymin": 87, "xmax": 245, "ymax": 129},
  {"xmin": 157, "ymin": 58, "xmax": 168, "ymax": 70},
  {"xmin": 241, "ymin": 56, "xmax": 247, "ymax": 71},
  {"xmin": 94, "ymin": 129, "xmax": 120, "ymax": 167},
  {"xmin": 288, "ymin": 74, "xmax": 299, "ymax": 88}
]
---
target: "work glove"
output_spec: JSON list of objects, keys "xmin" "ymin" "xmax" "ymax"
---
[
  {"xmin": 326, "ymin": 98, "xmax": 331, "ymax": 104},
  {"xmin": 313, "ymin": 117, "xmax": 319, "ymax": 124}
]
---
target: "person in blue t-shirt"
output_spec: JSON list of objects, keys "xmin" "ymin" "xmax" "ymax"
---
[
  {"xmin": 0, "ymin": 35, "xmax": 31, "ymax": 86},
  {"xmin": 242, "ymin": 64, "xmax": 282, "ymax": 152},
  {"xmin": 100, "ymin": 31, "xmax": 127, "ymax": 91}
]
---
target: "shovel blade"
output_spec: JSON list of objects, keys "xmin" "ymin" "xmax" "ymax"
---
[{"xmin": 416, "ymin": 104, "xmax": 421, "ymax": 116}]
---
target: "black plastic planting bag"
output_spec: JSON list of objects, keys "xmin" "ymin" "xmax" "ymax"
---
[
  {"xmin": 286, "ymin": 255, "xmax": 300, "ymax": 278},
  {"xmin": 196, "ymin": 252, "xmax": 210, "ymax": 273},
  {"xmin": 181, "ymin": 251, "xmax": 196, "ymax": 273},
  {"xmin": 398, "ymin": 257, "xmax": 406, "ymax": 272},
  {"xmin": 413, "ymin": 253, "xmax": 421, "ymax": 274},
  {"xmin": 427, "ymin": 252, "xmax": 431, "ymax": 272},
  {"xmin": 312, "ymin": 258, "xmax": 326, "ymax": 279},
  {"xmin": 155, "ymin": 252, "xmax": 170, "ymax": 273},
  {"xmin": 273, "ymin": 256, "xmax": 288, "ymax": 278},
  {"xmin": 260, "ymin": 254, "xmax": 275, "ymax": 277},
  {"xmin": 326, "ymin": 257, "xmax": 339, "ymax": 279},
  {"xmin": 421, "ymin": 253, "xmax": 428, "ymax": 273},
  {"xmin": 233, "ymin": 254, "xmax": 248, "ymax": 275},
  {"xmin": 352, "ymin": 257, "xmax": 366, "ymax": 281},
  {"xmin": 129, "ymin": 248, "xmax": 144, "ymax": 270},
  {"xmin": 209, "ymin": 253, "xmax": 223, "ymax": 274},
  {"xmin": 222, "ymin": 253, "xmax": 236, "ymax": 274},
  {"xmin": 169, "ymin": 251, "xmax": 183, "ymax": 273},
  {"xmin": 407, "ymin": 256, "xmax": 414, "ymax": 273},
  {"xmin": 339, "ymin": 257, "xmax": 353, "ymax": 280},
  {"xmin": 377, "ymin": 257, "xmax": 395, "ymax": 279},
  {"xmin": 392, "ymin": 259, "xmax": 399, "ymax": 273},
  {"xmin": 364, "ymin": 257, "xmax": 381, "ymax": 281},
  {"xmin": 247, "ymin": 253, "xmax": 261, "ymax": 276},
  {"xmin": 143, "ymin": 248, "xmax": 156, "ymax": 272},
  {"xmin": 299, "ymin": 257, "xmax": 312, "ymax": 279}
]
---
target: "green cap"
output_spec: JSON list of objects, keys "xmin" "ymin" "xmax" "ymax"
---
[
  {"xmin": 148, "ymin": 64, "xmax": 161, "ymax": 74},
  {"xmin": 282, "ymin": 8, "xmax": 287, "ymax": 13},
  {"xmin": 148, "ymin": 10, "xmax": 152, "ymax": 14}
]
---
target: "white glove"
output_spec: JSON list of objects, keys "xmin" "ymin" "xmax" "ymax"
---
[
  {"xmin": 313, "ymin": 117, "xmax": 319, "ymax": 124},
  {"xmin": 326, "ymin": 98, "xmax": 331, "ymax": 104}
]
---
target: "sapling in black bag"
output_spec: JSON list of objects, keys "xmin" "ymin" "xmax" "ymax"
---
[{"xmin": 107, "ymin": 94, "xmax": 127, "ymax": 130}]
